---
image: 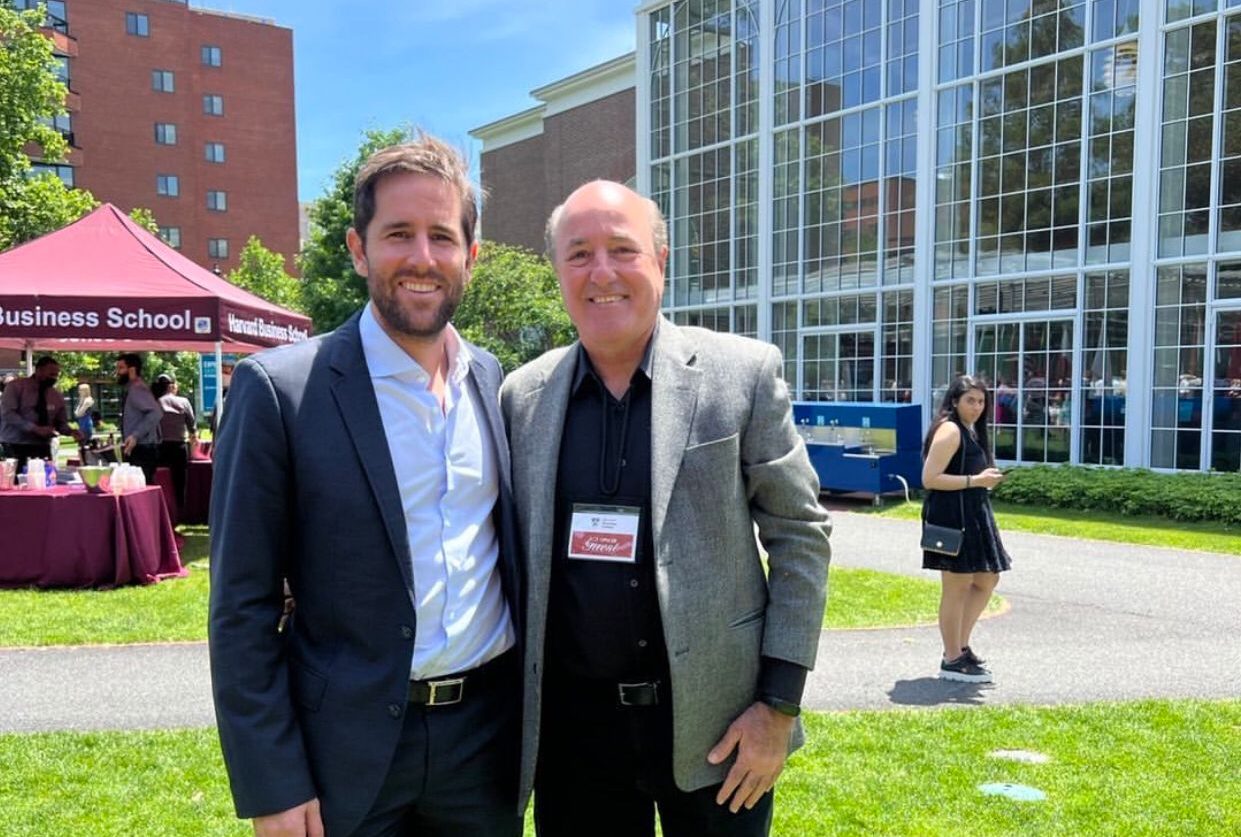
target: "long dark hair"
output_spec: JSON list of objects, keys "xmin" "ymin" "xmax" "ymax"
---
[{"xmin": 922, "ymin": 374, "xmax": 994, "ymax": 466}]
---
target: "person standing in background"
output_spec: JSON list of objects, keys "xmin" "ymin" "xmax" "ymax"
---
[
  {"xmin": 0, "ymin": 356, "xmax": 82, "ymax": 474},
  {"xmin": 153, "ymin": 373, "xmax": 196, "ymax": 514},
  {"xmin": 921, "ymin": 374, "xmax": 1011, "ymax": 684},
  {"xmin": 74, "ymin": 383, "xmax": 95, "ymax": 443},
  {"xmin": 116, "ymin": 353, "xmax": 162, "ymax": 484}
]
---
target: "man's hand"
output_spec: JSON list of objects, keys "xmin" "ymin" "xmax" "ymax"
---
[
  {"xmin": 253, "ymin": 799, "xmax": 323, "ymax": 837},
  {"xmin": 706, "ymin": 701, "xmax": 796, "ymax": 813},
  {"xmin": 122, "ymin": 435, "xmax": 137, "ymax": 456}
]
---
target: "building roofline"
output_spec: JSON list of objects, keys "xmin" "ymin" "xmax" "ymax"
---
[
  {"xmin": 530, "ymin": 52, "xmax": 635, "ymax": 103},
  {"xmin": 470, "ymin": 53, "xmax": 636, "ymax": 151},
  {"xmin": 191, "ymin": 6, "xmax": 285, "ymax": 29},
  {"xmin": 469, "ymin": 104, "xmax": 546, "ymax": 142}
]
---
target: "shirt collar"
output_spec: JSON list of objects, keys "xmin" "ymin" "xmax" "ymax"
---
[
  {"xmin": 571, "ymin": 318, "xmax": 659, "ymax": 395},
  {"xmin": 360, "ymin": 303, "xmax": 471, "ymax": 385}
]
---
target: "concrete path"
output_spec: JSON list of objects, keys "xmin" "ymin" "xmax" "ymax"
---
[
  {"xmin": 1, "ymin": 512, "xmax": 1237, "ymax": 733},
  {"xmin": 807, "ymin": 512, "xmax": 1241, "ymax": 710}
]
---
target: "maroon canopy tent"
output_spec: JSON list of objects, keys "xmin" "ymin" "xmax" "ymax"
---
[{"xmin": 0, "ymin": 203, "xmax": 311, "ymax": 360}]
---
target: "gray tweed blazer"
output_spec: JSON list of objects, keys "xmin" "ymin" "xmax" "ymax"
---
[{"xmin": 500, "ymin": 317, "xmax": 831, "ymax": 809}]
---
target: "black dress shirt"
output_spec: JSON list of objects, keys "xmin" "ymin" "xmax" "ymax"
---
[
  {"xmin": 548, "ymin": 345, "xmax": 665, "ymax": 683},
  {"xmin": 547, "ymin": 337, "xmax": 808, "ymax": 706}
]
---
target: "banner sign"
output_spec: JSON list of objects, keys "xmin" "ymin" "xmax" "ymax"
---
[{"xmin": 0, "ymin": 297, "xmax": 310, "ymax": 348}]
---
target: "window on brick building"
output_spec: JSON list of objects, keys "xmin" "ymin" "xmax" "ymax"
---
[
  {"xmin": 32, "ymin": 163, "xmax": 74, "ymax": 187},
  {"xmin": 202, "ymin": 45, "xmax": 222, "ymax": 67},
  {"xmin": 159, "ymin": 227, "xmax": 182, "ymax": 249},
  {"xmin": 152, "ymin": 70, "xmax": 174, "ymax": 92},
  {"xmin": 208, "ymin": 238, "xmax": 229, "ymax": 259},
  {"xmin": 125, "ymin": 12, "xmax": 148, "ymax": 37},
  {"xmin": 203, "ymin": 94, "xmax": 224, "ymax": 116},
  {"xmin": 157, "ymin": 174, "xmax": 179, "ymax": 197},
  {"xmin": 204, "ymin": 142, "xmax": 226, "ymax": 163},
  {"xmin": 154, "ymin": 123, "xmax": 177, "ymax": 145},
  {"xmin": 207, "ymin": 190, "xmax": 228, "ymax": 212},
  {"xmin": 14, "ymin": 0, "xmax": 67, "ymax": 31}
]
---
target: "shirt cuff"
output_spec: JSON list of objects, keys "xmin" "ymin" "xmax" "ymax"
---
[{"xmin": 757, "ymin": 656, "xmax": 808, "ymax": 706}]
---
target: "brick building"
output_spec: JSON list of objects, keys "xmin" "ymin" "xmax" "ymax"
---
[
  {"xmin": 471, "ymin": 54, "xmax": 636, "ymax": 253},
  {"xmin": 21, "ymin": 0, "xmax": 298, "ymax": 273}
]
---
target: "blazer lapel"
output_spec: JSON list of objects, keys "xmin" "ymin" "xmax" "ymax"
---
[
  {"xmin": 516, "ymin": 348, "xmax": 577, "ymax": 609},
  {"xmin": 328, "ymin": 314, "xmax": 414, "ymax": 593},
  {"xmin": 466, "ymin": 354, "xmax": 512, "ymax": 497},
  {"xmin": 650, "ymin": 321, "xmax": 701, "ymax": 563}
]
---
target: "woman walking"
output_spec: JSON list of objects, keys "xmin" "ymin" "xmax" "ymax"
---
[{"xmin": 921, "ymin": 374, "xmax": 1011, "ymax": 683}]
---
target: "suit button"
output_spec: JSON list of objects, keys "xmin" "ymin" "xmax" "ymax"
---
[
  {"xmin": 388, "ymin": 703, "xmax": 402, "ymax": 718},
  {"xmin": 400, "ymin": 625, "xmax": 413, "ymax": 639}
]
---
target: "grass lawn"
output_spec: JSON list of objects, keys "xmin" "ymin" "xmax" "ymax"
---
[
  {"xmin": 0, "ymin": 700, "xmax": 1234, "ymax": 836},
  {"xmin": 0, "ymin": 527, "xmax": 210, "ymax": 647},
  {"xmin": 824, "ymin": 566, "xmax": 1001, "ymax": 630},
  {"xmin": 0, "ymin": 527, "xmax": 980, "ymax": 645},
  {"xmin": 873, "ymin": 499, "xmax": 1241, "ymax": 557}
]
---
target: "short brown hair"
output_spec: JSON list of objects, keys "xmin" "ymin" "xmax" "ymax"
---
[{"xmin": 352, "ymin": 132, "xmax": 480, "ymax": 247}]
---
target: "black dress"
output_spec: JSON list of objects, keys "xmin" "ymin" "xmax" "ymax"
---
[{"xmin": 922, "ymin": 421, "xmax": 1012, "ymax": 573}]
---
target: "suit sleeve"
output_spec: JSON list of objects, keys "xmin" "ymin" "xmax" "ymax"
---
[
  {"xmin": 741, "ymin": 344, "xmax": 831, "ymax": 670},
  {"xmin": 208, "ymin": 357, "xmax": 317, "ymax": 818}
]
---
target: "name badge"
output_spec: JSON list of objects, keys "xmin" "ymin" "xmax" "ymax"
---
[{"xmin": 567, "ymin": 503, "xmax": 641, "ymax": 563}]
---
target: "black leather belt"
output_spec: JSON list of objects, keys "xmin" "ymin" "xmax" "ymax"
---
[
  {"xmin": 408, "ymin": 649, "xmax": 512, "ymax": 707},
  {"xmin": 617, "ymin": 681, "xmax": 660, "ymax": 707}
]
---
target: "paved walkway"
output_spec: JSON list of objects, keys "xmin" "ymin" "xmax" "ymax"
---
[
  {"xmin": 808, "ymin": 512, "xmax": 1241, "ymax": 710},
  {"xmin": 1, "ymin": 513, "xmax": 1238, "ymax": 733}
]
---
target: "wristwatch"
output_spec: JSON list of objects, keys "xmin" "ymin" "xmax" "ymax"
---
[{"xmin": 759, "ymin": 694, "xmax": 801, "ymax": 717}]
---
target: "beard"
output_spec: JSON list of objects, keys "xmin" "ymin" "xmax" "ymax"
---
[{"xmin": 369, "ymin": 268, "xmax": 465, "ymax": 340}]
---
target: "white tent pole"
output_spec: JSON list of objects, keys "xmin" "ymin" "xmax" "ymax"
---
[
  {"xmin": 24, "ymin": 341, "xmax": 34, "ymax": 375},
  {"xmin": 214, "ymin": 340, "xmax": 223, "ymax": 415}
]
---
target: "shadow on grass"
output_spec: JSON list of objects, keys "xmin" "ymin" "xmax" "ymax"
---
[{"xmin": 887, "ymin": 677, "xmax": 993, "ymax": 707}]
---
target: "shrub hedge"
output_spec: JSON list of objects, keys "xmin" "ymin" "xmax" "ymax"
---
[{"xmin": 991, "ymin": 465, "xmax": 1241, "ymax": 526}]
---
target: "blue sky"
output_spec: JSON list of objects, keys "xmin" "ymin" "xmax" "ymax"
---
[{"xmin": 204, "ymin": 0, "xmax": 638, "ymax": 201}]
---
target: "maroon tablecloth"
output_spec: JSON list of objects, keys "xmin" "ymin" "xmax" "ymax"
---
[
  {"xmin": 183, "ymin": 459, "xmax": 213, "ymax": 525},
  {"xmin": 152, "ymin": 459, "xmax": 212, "ymax": 527},
  {"xmin": 0, "ymin": 485, "xmax": 186, "ymax": 588},
  {"xmin": 154, "ymin": 468, "xmax": 179, "ymax": 527}
]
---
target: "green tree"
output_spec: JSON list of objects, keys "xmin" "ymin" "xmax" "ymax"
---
[
  {"xmin": 128, "ymin": 206, "xmax": 159, "ymax": 234},
  {"xmin": 456, "ymin": 242, "xmax": 575, "ymax": 372},
  {"xmin": 0, "ymin": 5, "xmax": 97, "ymax": 251},
  {"xmin": 299, "ymin": 126, "xmax": 412, "ymax": 332},
  {"xmin": 227, "ymin": 236, "xmax": 304, "ymax": 312}
]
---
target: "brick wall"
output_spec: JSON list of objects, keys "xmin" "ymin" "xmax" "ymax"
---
[
  {"xmin": 67, "ymin": 0, "xmax": 299, "ymax": 274},
  {"xmin": 479, "ymin": 88, "xmax": 635, "ymax": 253}
]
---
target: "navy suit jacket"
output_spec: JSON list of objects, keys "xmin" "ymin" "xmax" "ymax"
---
[{"xmin": 208, "ymin": 311, "xmax": 521, "ymax": 834}]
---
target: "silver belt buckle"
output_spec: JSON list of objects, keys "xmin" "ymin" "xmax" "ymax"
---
[
  {"xmin": 617, "ymin": 681, "xmax": 656, "ymax": 706},
  {"xmin": 427, "ymin": 677, "xmax": 465, "ymax": 706}
]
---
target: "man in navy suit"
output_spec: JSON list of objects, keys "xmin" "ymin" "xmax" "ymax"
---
[{"xmin": 209, "ymin": 134, "xmax": 522, "ymax": 836}]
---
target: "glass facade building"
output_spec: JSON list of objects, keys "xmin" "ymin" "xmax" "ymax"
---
[{"xmin": 638, "ymin": 0, "xmax": 1241, "ymax": 471}]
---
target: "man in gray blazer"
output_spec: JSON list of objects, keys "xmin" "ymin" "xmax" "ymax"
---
[
  {"xmin": 501, "ymin": 180, "xmax": 831, "ymax": 836},
  {"xmin": 209, "ymin": 136, "xmax": 522, "ymax": 836}
]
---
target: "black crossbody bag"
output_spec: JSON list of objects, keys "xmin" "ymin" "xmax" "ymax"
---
[{"xmin": 921, "ymin": 427, "xmax": 967, "ymax": 556}]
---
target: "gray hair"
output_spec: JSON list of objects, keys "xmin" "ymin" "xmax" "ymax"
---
[{"xmin": 544, "ymin": 180, "xmax": 668, "ymax": 258}]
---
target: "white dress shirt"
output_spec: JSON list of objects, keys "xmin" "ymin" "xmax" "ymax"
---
[{"xmin": 359, "ymin": 304, "xmax": 514, "ymax": 679}]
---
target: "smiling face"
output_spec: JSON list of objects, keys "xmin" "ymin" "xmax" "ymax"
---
[
  {"xmin": 346, "ymin": 171, "xmax": 476, "ymax": 351},
  {"xmin": 550, "ymin": 182, "xmax": 668, "ymax": 361},
  {"xmin": 954, "ymin": 387, "xmax": 988, "ymax": 426}
]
